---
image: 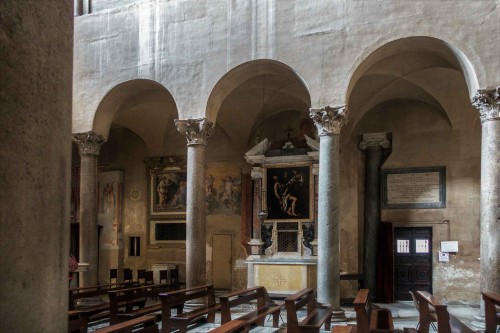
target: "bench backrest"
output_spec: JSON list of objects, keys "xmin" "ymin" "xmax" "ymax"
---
[
  {"xmin": 69, "ymin": 282, "xmax": 139, "ymax": 310},
  {"xmin": 284, "ymin": 288, "xmax": 317, "ymax": 329},
  {"xmin": 482, "ymin": 292, "xmax": 500, "ymax": 333},
  {"xmin": 159, "ymin": 284, "xmax": 216, "ymax": 314},
  {"xmin": 353, "ymin": 289, "xmax": 373, "ymax": 333},
  {"xmin": 416, "ymin": 291, "xmax": 478, "ymax": 333},
  {"xmin": 219, "ymin": 286, "xmax": 268, "ymax": 324}
]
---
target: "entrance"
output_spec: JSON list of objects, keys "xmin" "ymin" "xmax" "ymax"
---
[
  {"xmin": 394, "ymin": 227, "xmax": 432, "ymax": 300},
  {"xmin": 212, "ymin": 234, "xmax": 232, "ymax": 290}
]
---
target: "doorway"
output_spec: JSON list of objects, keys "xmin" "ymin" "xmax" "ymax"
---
[
  {"xmin": 212, "ymin": 234, "xmax": 232, "ymax": 290},
  {"xmin": 394, "ymin": 227, "xmax": 432, "ymax": 300}
]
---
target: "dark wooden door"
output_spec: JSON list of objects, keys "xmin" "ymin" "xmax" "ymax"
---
[{"xmin": 394, "ymin": 227, "xmax": 432, "ymax": 300}]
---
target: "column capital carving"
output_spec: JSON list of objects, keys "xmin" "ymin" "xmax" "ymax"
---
[
  {"xmin": 309, "ymin": 105, "xmax": 348, "ymax": 136},
  {"xmin": 359, "ymin": 132, "xmax": 391, "ymax": 150},
  {"xmin": 175, "ymin": 117, "xmax": 214, "ymax": 146},
  {"xmin": 251, "ymin": 167, "xmax": 264, "ymax": 180},
  {"xmin": 72, "ymin": 131, "xmax": 104, "ymax": 156},
  {"xmin": 471, "ymin": 86, "xmax": 500, "ymax": 123}
]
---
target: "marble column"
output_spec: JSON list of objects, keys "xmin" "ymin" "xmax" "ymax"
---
[
  {"xmin": 248, "ymin": 167, "xmax": 264, "ymax": 255},
  {"xmin": 472, "ymin": 87, "xmax": 500, "ymax": 294},
  {"xmin": 310, "ymin": 106, "xmax": 348, "ymax": 321},
  {"xmin": 0, "ymin": 1, "xmax": 73, "ymax": 331},
  {"xmin": 175, "ymin": 118, "xmax": 214, "ymax": 288},
  {"xmin": 311, "ymin": 163, "xmax": 319, "ymax": 256},
  {"xmin": 73, "ymin": 132, "xmax": 105, "ymax": 287},
  {"xmin": 359, "ymin": 133, "xmax": 391, "ymax": 298}
]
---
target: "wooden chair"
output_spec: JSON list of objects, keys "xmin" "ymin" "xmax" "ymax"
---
[
  {"xmin": 124, "ymin": 268, "xmax": 133, "ymax": 282},
  {"xmin": 145, "ymin": 271, "xmax": 154, "ymax": 285},
  {"xmin": 137, "ymin": 269, "xmax": 146, "ymax": 284},
  {"xmin": 110, "ymin": 269, "xmax": 118, "ymax": 284},
  {"xmin": 159, "ymin": 270, "xmax": 168, "ymax": 284},
  {"xmin": 170, "ymin": 268, "xmax": 181, "ymax": 290}
]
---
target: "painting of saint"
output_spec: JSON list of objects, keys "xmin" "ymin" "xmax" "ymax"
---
[
  {"xmin": 266, "ymin": 166, "xmax": 310, "ymax": 220},
  {"xmin": 151, "ymin": 170, "xmax": 187, "ymax": 214}
]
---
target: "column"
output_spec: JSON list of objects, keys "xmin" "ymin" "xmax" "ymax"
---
[
  {"xmin": 0, "ymin": 1, "xmax": 73, "ymax": 331},
  {"xmin": 175, "ymin": 118, "xmax": 214, "ymax": 288},
  {"xmin": 248, "ymin": 167, "xmax": 265, "ymax": 255},
  {"xmin": 73, "ymin": 131, "xmax": 105, "ymax": 287},
  {"xmin": 310, "ymin": 106, "xmax": 348, "ymax": 321},
  {"xmin": 359, "ymin": 133, "xmax": 391, "ymax": 297},
  {"xmin": 471, "ymin": 87, "xmax": 500, "ymax": 326},
  {"xmin": 310, "ymin": 163, "xmax": 319, "ymax": 255}
]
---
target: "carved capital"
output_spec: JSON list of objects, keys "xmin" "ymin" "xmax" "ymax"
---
[
  {"xmin": 309, "ymin": 105, "xmax": 348, "ymax": 136},
  {"xmin": 251, "ymin": 167, "xmax": 264, "ymax": 180},
  {"xmin": 359, "ymin": 132, "xmax": 391, "ymax": 150},
  {"xmin": 471, "ymin": 86, "xmax": 500, "ymax": 123},
  {"xmin": 175, "ymin": 117, "xmax": 214, "ymax": 146},
  {"xmin": 72, "ymin": 131, "xmax": 104, "ymax": 156}
]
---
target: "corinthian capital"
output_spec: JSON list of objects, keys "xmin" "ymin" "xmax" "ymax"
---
[
  {"xmin": 72, "ymin": 131, "xmax": 105, "ymax": 156},
  {"xmin": 471, "ymin": 86, "xmax": 500, "ymax": 123},
  {"xmin": 309, "ymin": 105, "xmax": 348, "ymax": 136},
  {"xmin": 175, "ymin": 117, "xmax": 214, "ymax": 146},
  {"xmin": 359, "ymin": 132, "xmax": 391, "ymax": 150}
]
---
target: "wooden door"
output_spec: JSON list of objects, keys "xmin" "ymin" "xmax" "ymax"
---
[
  {"xmin": 394, "ymin": 227, "xmax": 432, "ymax": 300},
  {"xmin": 212, "ymin": 234, "xmax": 232, "ymax": 290}
]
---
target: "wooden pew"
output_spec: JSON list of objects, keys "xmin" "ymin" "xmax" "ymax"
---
[
  {"xmin": 284, "ymin": 287, "xmax": 332, "ymax": 333},
  {"xmin": 333, "ymin": 289, "xmax": 393, "ymax": 333},
  {"xmin": 219, "ymin": 286, "xmax": 281, "ymax": 329},
  {"xmin": 69, "ymin": 282, "xmax": 139, "ymax": 310},
  {"xmin": 160, "ymin": 284, "xmax": 221, "ymax": 333},
  {"xmin": 93, "ymin": 315, "xmax": 159, "ymax": 333},
  {"xmin": 404, "ymin": 291, "xmax": 478, "ymax": 333},
  {"xmin": 482, "ymin": 292, "xmax": 500, "ymax": 333},
  {"xmin": 108, "ymin": 283, "xmax": 172, "ymax": 325}
]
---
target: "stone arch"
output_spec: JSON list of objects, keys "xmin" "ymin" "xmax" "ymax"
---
[
  {"xmin": 92, "ymin": 79, "xmax": 179, "ymax": 155},
  {"xmin": 205, "ymin": 59, "xmax": 311, "ymax": 149}
]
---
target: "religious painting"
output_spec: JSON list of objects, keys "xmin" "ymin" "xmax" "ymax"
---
[
  {"xmin": 150, "ymin": 169, "xmax": 187, "ymax": 215},
  {"xmin": 98, "ymin": 170, "xmax": 123, "ymax": 249},
  {"xmin": 205, "ymin": 162, "xmax": 242, "ymax": 216},
  {"xmin": 265, "ymin": 165, "xmax": 311, "ymax": 221}
]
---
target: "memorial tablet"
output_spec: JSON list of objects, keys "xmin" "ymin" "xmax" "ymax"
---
[{"xmin": 382, "ymin": 166, "xmax": 446, "ymax": 209}]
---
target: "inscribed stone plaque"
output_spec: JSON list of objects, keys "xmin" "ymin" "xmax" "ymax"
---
[{"xmin": 382, "ymin": 167, "xmax": 446, "ymax": 209}]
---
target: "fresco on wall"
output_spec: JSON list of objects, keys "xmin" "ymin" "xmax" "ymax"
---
[
  {"xmin": 98, "ymin": 170, "xmax": 123, "ymax": 249},
  {"xmin": 205, "ymin": 163, "xmax": 242, "ymax": 215}
]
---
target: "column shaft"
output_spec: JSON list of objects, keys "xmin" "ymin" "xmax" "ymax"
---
[
  {"xmin": 79, "ymin": 154, "xmax": 99, "ymax": 287},
  {"xmin": 317, "ymin": 134, "xmax": 340, "ymax": 307},
  {"xmin": 186, "ymin": 144, "xmax": 207, "ymax": 288},
  {"xmin": 480, "ymin": 120, "xmax": 500, "ymax": 293}
]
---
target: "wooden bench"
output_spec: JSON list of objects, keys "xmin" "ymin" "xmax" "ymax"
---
[
  {"xmin": 404, "ymin": 291, "xmax": 478, "ymax": 333},
  {"xmin": 284, "ymin": 287, "xmax": 332, "ymax": 333},
  {"xmin": 482, "ymin": 292, "xmax": 500, "ymax": 333},
  {"xmin": 108, "ymin": 283, "xmax": 173, "ymax": 325},
  {"xmin": 333, "ymin": 289, "xmax": 393, "ymax": 333},
  {"xmin": 220, "ymin": 286, "xmax": 281, "ymax": 329},
  {"xmin": 160, "ymin": 284, "xmax": 221, "ymax": 333},
  {"xmin": 93, "ymin": 315, "xmax": 159, "ymax": 333}
]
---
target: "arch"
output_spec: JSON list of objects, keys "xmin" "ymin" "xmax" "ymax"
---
[
  {"xmin": 92, "ymin": 79, "xmax": 179, "ymax": 155},
  {"xmin": 205, "ymin": 59, "xmax": 311, "ymax": 124},
  {"xmin": 342, "ymin": 36, "xmax": 481, "ymax": 104}
]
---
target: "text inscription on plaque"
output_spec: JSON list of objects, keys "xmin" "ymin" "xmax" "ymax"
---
[{"xmin": 382, "ymin": 167, "xmax": 446, "ymax": 209}]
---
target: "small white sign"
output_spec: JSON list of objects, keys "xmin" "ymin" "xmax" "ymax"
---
[
  {"xmin": 441, "ymin": 241, "xmax": 459, "ymax": 252},
  {"xmin": 439, "ymin": 251, "xmax": 449, "ymax": 262}
]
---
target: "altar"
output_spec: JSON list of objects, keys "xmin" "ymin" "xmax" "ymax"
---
[{"xmin": 245, "ymin": 134, "xmax": 320, "ymax": 295}]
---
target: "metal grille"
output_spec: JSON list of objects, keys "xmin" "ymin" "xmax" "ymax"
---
[{"xmin": 277, "ymin": 230, "xmax": 298, "ymax": 252}]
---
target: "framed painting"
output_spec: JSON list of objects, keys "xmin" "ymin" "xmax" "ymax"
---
[
  {"xmin": 150, "ymin": 169, "xmax": 187, "ymax": 215},
  {"xmin": 265, "ymin": 165, "xmax": 312, "ymax": 221}
]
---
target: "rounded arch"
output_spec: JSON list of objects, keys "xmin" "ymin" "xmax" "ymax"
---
[
  {"xmin": 92, "ymin": 79, "xmax": 179, "ymax": 155},
  {"xmin": 342, "ymin": 36, "xmax": 481, "ymax": 104},
  {"xmin": 205, "ymin": 59, "xmax": 311, "ymax": 124}
]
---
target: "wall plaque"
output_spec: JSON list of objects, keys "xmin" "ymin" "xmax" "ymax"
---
[{"xmin": 382, "ymin": 167, "xmax": 446, "ymax": 209}]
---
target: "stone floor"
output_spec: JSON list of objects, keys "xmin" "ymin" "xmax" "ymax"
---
[{"xmin": 87, "ymin": 300, "xmax": 481, "ymax": 332}]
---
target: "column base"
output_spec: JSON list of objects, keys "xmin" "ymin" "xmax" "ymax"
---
[
  {"xmin": 311, "ymin": 239, "xmax": 318, "ymax": 256},
  {"xmin": 248, "ymin": 239, "xmax": 264, "ymax": 255},
  {"xmin": 331, "ymin": 308, "xmax": 347, "ymax": 322}
]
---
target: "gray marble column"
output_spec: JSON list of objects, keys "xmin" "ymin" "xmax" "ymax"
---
[
  {"xmin": 73, "ymin": 132, "xmax": 105, "ymax": 287},
  {"xmin": 311, "ymin": 164, "xmax": 319, "ymax": 255},
  {"xmin": 310, "ymin": 106, "xmax": 348, "ymax": 321},
  {"xmin": 175, "ymin": 118, "xmax": 214, "ymax": 288},
  {"xmin": 0, "ymin": 1, "xmax": 72, "ymax": 331},
  {"xmin": 359, "ymin": 133, "xmax": 391, "ymax": 298},
  {"xmin": 472, "ymin": 87, "xmax": 500, "ymax": 295}
]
